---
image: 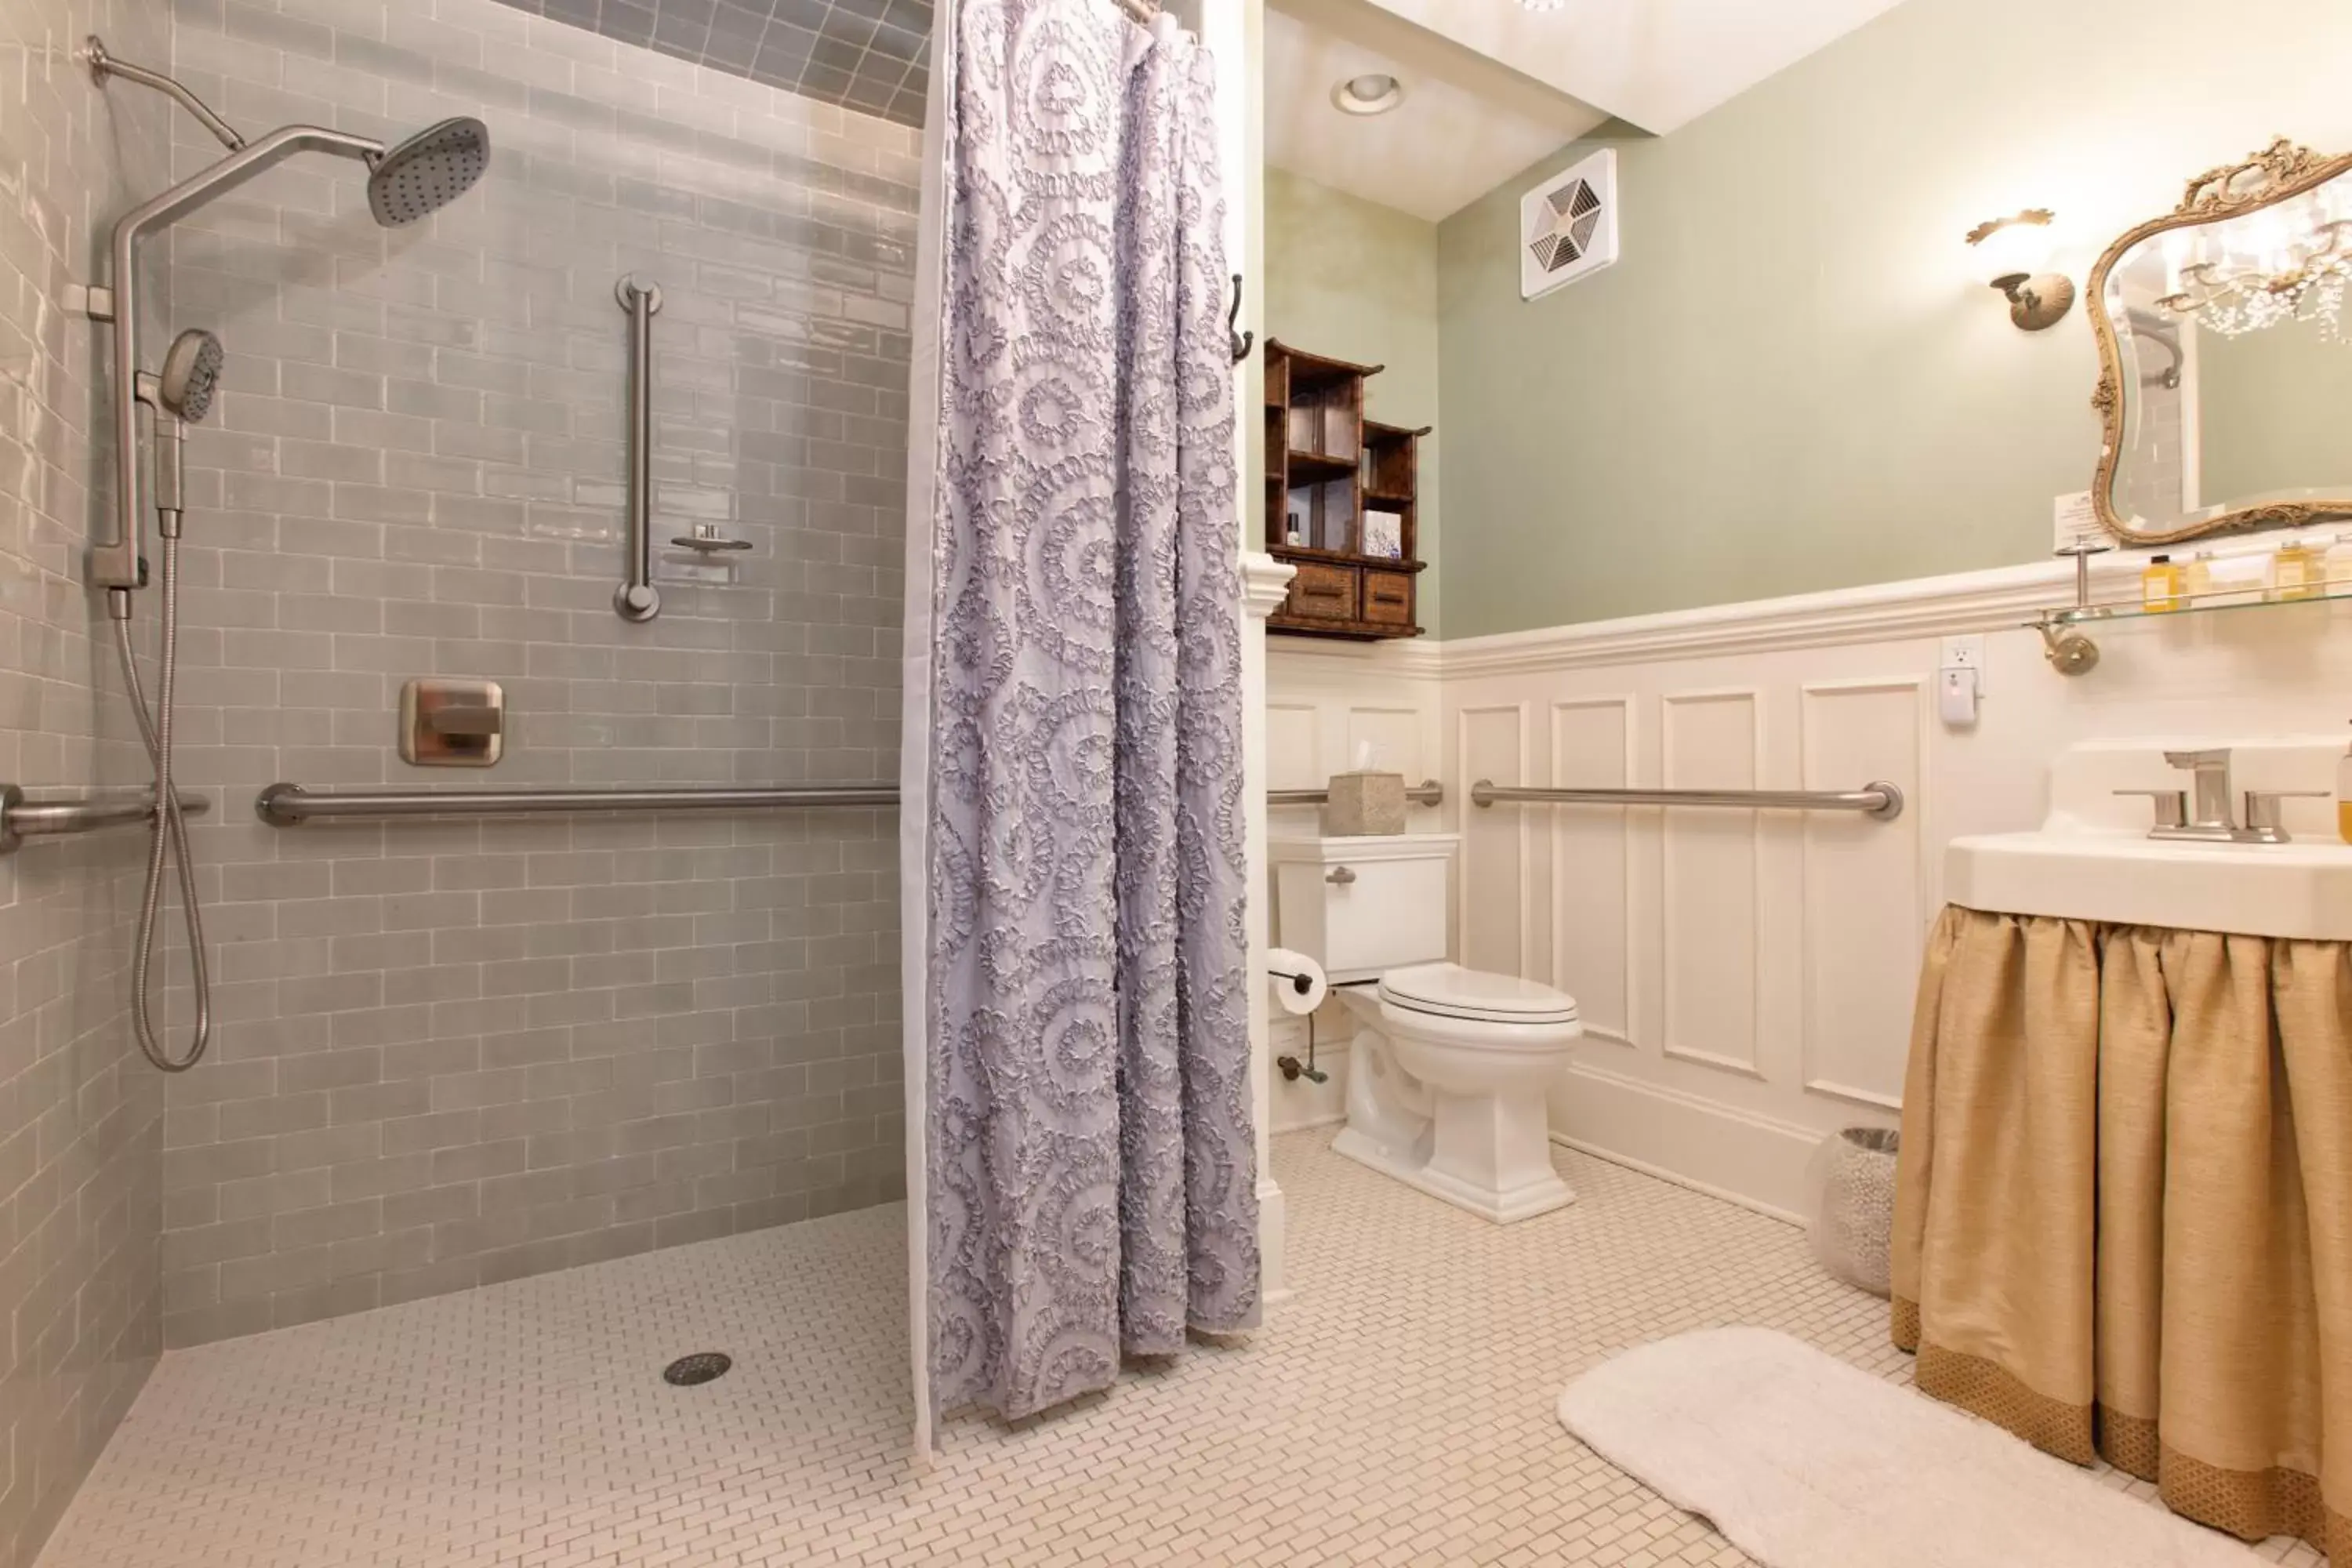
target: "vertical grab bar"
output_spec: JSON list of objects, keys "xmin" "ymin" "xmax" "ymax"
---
[{"xmin": 614, "ymin": 274, "xmax": 662, "ymax": 622}]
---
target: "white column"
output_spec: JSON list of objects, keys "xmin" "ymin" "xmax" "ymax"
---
[{"xmin": 1240, "ymin": 550, "xmax": 1297, "ymax": 1308}]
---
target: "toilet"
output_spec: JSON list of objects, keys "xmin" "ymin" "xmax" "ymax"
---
[{"xmin": 1271, "ymin": 833, "xmax": 1582, "ymax": 1223}]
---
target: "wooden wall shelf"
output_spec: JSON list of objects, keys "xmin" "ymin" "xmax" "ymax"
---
[{"xmin": 1263, "ymin": 339, "xmax": 1429, "ymax": 642}]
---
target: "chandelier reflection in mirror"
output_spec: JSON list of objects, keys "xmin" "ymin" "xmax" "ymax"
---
[{"xmin": 2154, "ymin": 186, "xmax": 2352, "ymax": 339}]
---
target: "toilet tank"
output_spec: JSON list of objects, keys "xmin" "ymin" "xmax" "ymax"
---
[{"xmin": 1269, "ymin": 833, "xmax": 1457, "ymax": 983}]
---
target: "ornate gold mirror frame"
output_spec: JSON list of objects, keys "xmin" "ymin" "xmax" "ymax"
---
[{"xmin": 2087, "ymin": 137, "xmax": 2352, "ymax": 545}]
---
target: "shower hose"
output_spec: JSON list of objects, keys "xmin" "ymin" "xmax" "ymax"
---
[{"xmin": 110, "ymin": 528, "xmax": 211, "ymax": 1071}]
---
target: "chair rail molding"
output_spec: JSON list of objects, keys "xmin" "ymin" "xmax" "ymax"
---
[{"xmin": 1435, "ymin": 555, "xmax": 2140, "ymax": 677}]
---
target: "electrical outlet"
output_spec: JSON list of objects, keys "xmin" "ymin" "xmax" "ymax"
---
[{"xmin": 1941, "ymin": 634, "xmax": 1986, "ymax": 683}]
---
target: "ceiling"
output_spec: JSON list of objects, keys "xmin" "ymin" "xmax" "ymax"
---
[
  {"xmin": 1267, "ymin": 0, "xmax": 1908, "ymax": 220},
  {"xmin": 1265, "ymin": 7, "xmax": 1606, "ymax": 223}
]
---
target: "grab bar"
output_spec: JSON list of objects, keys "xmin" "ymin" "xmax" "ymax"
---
[
  {"xmin": 1471, "ymin": 778, "xmax": 1904, "ymax": 821},
  {"xmin": 613, "ymin": 273, "xmax": 662, "ymax": 623},
  {"xmin": 257, "ymin": 782, "xmax": 898, "ymax": 826},
  {"xmin": 259, "ymin": 779, "xmax": 1454, "ymax": 825},
  {"xmin": 1, "ymin": 785, "xmax": 213, "ymax": 853},
  {"xmin": 1267, "ymin": 779, "xmax": 1444, "ymax": 808}
]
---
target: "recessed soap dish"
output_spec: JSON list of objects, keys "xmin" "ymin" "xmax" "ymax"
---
[{"xmin": 671, "ymin": 523, "xmax": 751, "ymax": 554}]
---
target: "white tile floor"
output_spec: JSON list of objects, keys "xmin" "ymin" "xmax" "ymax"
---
[{"xmin": 38, "ymin": 1133, "xmax": 2318, "ymax": 1567}]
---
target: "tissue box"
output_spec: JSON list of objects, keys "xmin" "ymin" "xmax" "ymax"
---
[{"xmin": 1321, "ymin": 770, "xmax": 1407, "ymax": 836}]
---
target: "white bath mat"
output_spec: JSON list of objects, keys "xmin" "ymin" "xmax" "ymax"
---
[{"xmin": 1556, "ymin": 1327, "xmax": 2263, "ymax": 1568}]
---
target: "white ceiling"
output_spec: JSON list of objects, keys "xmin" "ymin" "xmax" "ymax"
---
[
  {"xmin": 1265, "ymin": 0, "xmax": 1909, "ymax": 221},
  {"xmin": 1264, "ymin": 8, "xmax": 1606, "ymax": 223}
]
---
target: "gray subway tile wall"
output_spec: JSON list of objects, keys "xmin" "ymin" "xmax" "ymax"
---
[
  {"xmin": 0, "ymin": 3, "xmax": 174, "ymax": 1566},
  {"xmin": 151, "ymin": 0, "xmax": 916, "ymax": 1347},
  {"xmin": 488, "ymin": 0, "xmax": 931, "ymax": 127}
]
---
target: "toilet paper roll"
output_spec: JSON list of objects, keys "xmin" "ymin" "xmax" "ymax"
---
[{"xmin": 1267, "ymin": 948, "xmax": 1329, "ymax": 1014}]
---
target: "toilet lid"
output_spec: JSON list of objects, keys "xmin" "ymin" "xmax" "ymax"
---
[{"xmin": 1378, "ymin": 962, "xmax": 1580, "ymax": 1025}]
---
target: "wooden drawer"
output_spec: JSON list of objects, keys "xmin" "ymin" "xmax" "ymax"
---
[
  {"xmin": 1362, "ymin": 570, "xmax": 1414, "ymax": 626},
  {"xmin": 1283, "ymin": 563, "xmax": 1359, "ymax": 622}
]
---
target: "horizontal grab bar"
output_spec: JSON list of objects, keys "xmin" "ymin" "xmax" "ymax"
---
[
  {"xmin": 1266, "ymin": 779, "xmax": 1444, "ymax": 808},
  {"xmin": 1, "ymin": 785, "xmax": 213, "ymax": 853},
  {"xmin": 260, "ymin": 778, "xmax": 1454, "ymax": 826},
  {"xmin": 257, "ymin": 782, "xmax": 899, "ymax": 825},
  {"xmin": 1471, "ymin": 778, "xmax": 1904, "ymax": 821}
]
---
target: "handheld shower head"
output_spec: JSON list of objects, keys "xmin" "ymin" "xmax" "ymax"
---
[
  {"xmin": 158, "ymin": 329, "xmax": 223, "ymax": 423},
  {"xmin": 368, "ymin": 118, "xmax": 491, "ymax": 227}
]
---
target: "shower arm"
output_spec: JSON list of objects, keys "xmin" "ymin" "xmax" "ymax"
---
[
  {"xmin": 89, "ymin": 122, "xmax": 390, "ymax": 596},
  {"xmin": 86, "ymin": 37, "xmax": 246, "ymax": 153}
]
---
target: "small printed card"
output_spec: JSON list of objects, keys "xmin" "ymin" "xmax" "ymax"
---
[
  {"xmin": 2052, "ymin": 491, "xmax": 2105, "ymax": 554},
  {"xmin": 1364, "ymin": 514, "xmax": 1402, "ymax": 558}
]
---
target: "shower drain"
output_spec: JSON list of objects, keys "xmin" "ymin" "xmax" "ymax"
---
[{"xmin": 662, "ymin": 1352, "xmax": 732, "ymax": 1387}]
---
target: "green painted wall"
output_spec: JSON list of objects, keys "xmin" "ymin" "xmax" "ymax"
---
[
  {"xmin": 1265, "ymin": 165, "xmax": 1443, "ymax": 634},
  {"xmin": 1433, "ymin": 0, "xmax": 2352, "ymax": 637}
]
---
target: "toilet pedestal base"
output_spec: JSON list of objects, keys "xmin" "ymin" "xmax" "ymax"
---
[{"xmin": 1332, "ymin": 1087, "xmax": 1576, "ymax": 1225}]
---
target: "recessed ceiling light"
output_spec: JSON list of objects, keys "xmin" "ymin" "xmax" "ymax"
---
[
  {"xmin": 1519, "ymin": 0, "xmax": 1568, "ymax": 10},
  {"xmin": 1331, "ymin": 73, "xmax": 1405, "ymax": 115}
]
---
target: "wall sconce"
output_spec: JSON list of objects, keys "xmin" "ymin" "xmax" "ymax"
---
[{"xmin": 1967, "ymin": 208, "xmax": 2076, "ymax": 331}]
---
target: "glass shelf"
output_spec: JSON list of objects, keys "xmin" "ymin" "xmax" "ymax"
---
[{"xmin": 2038, "ymin": 577, "xmax": 2352, "ymax": 626}]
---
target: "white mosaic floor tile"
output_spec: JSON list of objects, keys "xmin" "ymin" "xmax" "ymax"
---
[{"xmin": 37, "ymin": 1134, "xmax": 2314, "ymax": 1567}]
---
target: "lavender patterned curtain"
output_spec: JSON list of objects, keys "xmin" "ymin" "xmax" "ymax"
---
[{"xmin": 906, "ymin": 0, "xmax": 1258, "ymax": 1425}]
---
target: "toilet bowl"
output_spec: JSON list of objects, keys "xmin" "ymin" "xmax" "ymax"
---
[
  {"xmin": 1269, "ymin": 833, "xmax": 1582, "ymax": 1224},
  {"xmin": 1330, "ymin": 962, "xmax": 1581, "ymax": 1222}
]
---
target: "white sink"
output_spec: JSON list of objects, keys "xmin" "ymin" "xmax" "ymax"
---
[
  {"xmin": 1948, "ymin": 735, "xmax": 2352, "ymax": 940},
  {"xmin": 1947, "ymin": 831, "xmax": 2352, "ymax": 940}
]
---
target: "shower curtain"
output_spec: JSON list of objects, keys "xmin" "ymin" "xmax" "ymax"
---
[{"xmin": 899, "ymin": 0, "xmax": 1258, "ymax": 1437}]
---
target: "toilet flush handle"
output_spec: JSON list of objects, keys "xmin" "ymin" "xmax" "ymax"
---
[{"xmin": 1326, "ymin": 866, "xmax": 1356, "ymax": 885}]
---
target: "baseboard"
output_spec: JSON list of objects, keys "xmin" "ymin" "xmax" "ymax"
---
[
  {"xmin": 1258, "ymin": 1176, "xmax": 1292, "ymax": 1308},
  {"xmin": 1547, "ymin": 1060, "xmax": 1835, "ymax": 1225}
]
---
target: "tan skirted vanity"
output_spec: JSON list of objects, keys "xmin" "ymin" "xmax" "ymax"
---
[
  {"xmin": 1894, "ymin": 139, "xmax": 2352, "ymax": 1567},
  {"xmin": 1893, "ymin": 742, "xmax": 2350, "ymax": 1560}
]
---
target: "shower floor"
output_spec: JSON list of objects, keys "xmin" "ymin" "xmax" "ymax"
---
[{"xmin": 36, "ymin": 1132, "xmax": 2314, "ymax": 1568}]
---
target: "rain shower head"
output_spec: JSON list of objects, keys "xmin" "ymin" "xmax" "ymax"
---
[
  {"xmin": 158, "ymin": 330, "xmax": 223, "ymax": 423},
  {"xmin": 367, "ymin": 118, "xmax": 491, "ymax": 227}
]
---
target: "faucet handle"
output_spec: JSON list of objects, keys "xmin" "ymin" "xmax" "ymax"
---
[
  {"xmin": 2114, "ymin": 789, "xmax": 2189, "ymax": 829},
  {"xmin": 2243, "ymin": 789, "xmax": 2328, "ymax": 842}
]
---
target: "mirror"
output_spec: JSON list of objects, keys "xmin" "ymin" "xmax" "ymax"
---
[{"xmin": 2089, "ymin": 139, "xmax": 2352, "ymax": 544}]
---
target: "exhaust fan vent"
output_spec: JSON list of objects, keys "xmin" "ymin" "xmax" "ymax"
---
[{"xmin": 1519, "ymin": 148, "xmax": 1620, "ymax": 300}]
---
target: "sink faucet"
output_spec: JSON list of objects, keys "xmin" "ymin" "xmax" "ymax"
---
[
  {"xmin": 2114, "ymin": 748, "xmax": 2324, "ymax": 844},
  {"xmin": 2164, "ymin": 749, "xmax": 2237, "ymax": 835}
]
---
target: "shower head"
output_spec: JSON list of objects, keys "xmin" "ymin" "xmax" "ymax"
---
[
  {"xmin": 158, "ymin": 330, "xmax": 223, "ymax": 423},
  {"xmin": 367, "ymin": 118, "xmax": 491, "ymax": 227}
]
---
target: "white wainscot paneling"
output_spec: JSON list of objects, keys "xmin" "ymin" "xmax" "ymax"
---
[
  {"xmin": 1659, "ymin": 689, "xmax": 1762, "ymax": 1080},
  {"xmin": 1268, "ymin": 702, "xmax": 1321, "ymax": 790},
  {"xmin": 1458, "ymin": 703, "xmax": 1530, "ymax": 976},
  {"xmin": 1347, "ymin": 706, "xmax": 1425, "ymax": 780},
  {"xmin": 1548, "ymin": 699, "xmax": 1633, "ymax": 1048},
  {"xmin": 1327, "ymin": 554, "xmax": 2352, "ymax": 1223},
  {"xmin": 1799, "ymin": 680, "xmax": 1926, "ymax": 1112}
]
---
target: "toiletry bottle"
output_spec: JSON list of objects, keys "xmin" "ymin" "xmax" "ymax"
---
[
  {"xmin": 2141, "ymin": 553, "xmax": 2182, "ymax": 612},
  {"xmin": 2339, "ymin": 725, "xmax": 2352, "ymax": 845},
  {"xmin": 2272, "ymin": 536, "xmax": 2322, "ymax": 601},
  {"xmin": 2183, "ymin": 550, "xmax": 2213, "ymax": 603},
  {"xmin": 2325, "ymin": 530, "xmax": 2352, "ymax": 590}
]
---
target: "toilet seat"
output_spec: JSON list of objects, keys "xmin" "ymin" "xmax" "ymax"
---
[{"xmin": 1377, "ymin": 961, "xmax": 1580, "ymax": 1027}]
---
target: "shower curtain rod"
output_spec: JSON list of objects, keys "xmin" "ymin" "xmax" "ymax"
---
[{"xmin": 256, "ymin": 778, "xmax": 1448, "ymax": 824}]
